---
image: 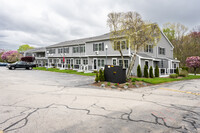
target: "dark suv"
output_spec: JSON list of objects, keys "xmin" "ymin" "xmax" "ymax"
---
[{"xmin": 7, "ymin": 61, "xmax": 36, "ymax": 70}]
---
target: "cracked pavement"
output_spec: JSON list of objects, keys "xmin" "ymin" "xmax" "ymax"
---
[{"xmin": 0, "ymin": 67, "xmax": 200, "ymax": 133}]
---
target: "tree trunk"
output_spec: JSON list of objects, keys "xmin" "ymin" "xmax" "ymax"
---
[
  {"xmin": 119, "ymin": 50, "xmax": 125, "ymax": 69},
  {"xmin": 126, "ymin": 53, "xmax": 137, "ymax": 79},
  {"xmin": 194, "ymin": 68, "xmax": 196, "ymax": 75}
]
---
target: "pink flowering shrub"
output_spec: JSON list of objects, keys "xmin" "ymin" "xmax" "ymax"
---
[
  {"xmin": 186, "ymin": 56, "xmax": 200, "ymax": 75},
  {"xmin": 1, "ymin": 51, "xmax": 21, "ymax": 63}
]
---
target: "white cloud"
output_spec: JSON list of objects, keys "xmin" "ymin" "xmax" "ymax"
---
[{"xmin": 0, "ymin": 0, "xmax": 199, "ymax": 50}]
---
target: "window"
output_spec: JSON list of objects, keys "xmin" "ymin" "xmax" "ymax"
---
[
  {"xmin": 73, "ymin": 47, "xmax": 79, "ymax": 53},
  {"xmin": 64, "ymin": 47, "xmax": 69, "ymax": 53},
  {"xmin": 97, "ymin": 59, "xmax": 105, "ymax": 67},
  {"xmin": 76, "ymin": 59, "xmax": 81, "ymax": 64},
  {"xmin": 145, "ymin": 61, "xmax": 149, "ymax": 68},
  {"xmin": 119, "ymin": 60, "xmax": 129, "ymax": 68},
  {"xmin": 114, "ymin": 40, "xmax": 128, "ymax": 51},
  {"xmin": 66, "ymin": 59, "xmax": 70, "ymax": 64},
  {"xmin": 58, "ymin": 48, "xmax": 63, "ymax": 54},
  {"xmin": 144, "ymin": 45, "xmax": 153, "ymax": 53},
  {"xmin": 93, "ymin": 43, "xmax": 104, "ymax": 51},
  {"xmin": 48, "ymin": 49, "xmax": 56, "ymax": 54},
  {"xmin": 83, "ymin": 59, "xmax": 88, "ymax": 65},
  {"xmin": 112, "ymin": 58, "xmax": 117, "ymax": 65},
  {"xmin": 159, "ymin": 47, "xmax": 165, "ymax": 55},
  {"xmin": 174, "ymin": 63, "xmax": 177, "ymax": 68},
  {"xmin": 161, "ymin": 60, "xmax": 164, "ymax": 68},
  {"xmin": 80, "ymin": 45, "xmax": 85, "ymax": 53}
]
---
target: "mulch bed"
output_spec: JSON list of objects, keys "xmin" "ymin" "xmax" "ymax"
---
[{"xmin": 92, "ymin": 78, "xmax": 152, "ymax": 90}]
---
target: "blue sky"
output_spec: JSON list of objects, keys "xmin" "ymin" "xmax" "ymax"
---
[{"xmin": 0, "ymin": 0, "xmax": 199, "ymax": 50}]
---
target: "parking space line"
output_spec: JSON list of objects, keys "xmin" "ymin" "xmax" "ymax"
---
[{"xmin": 159, "ymin": 88, "xmax": 200, "ymax": 96}]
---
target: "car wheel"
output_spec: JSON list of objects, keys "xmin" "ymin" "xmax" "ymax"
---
[
  {"xmin": 11, "ymin": 67, "xmax": 15, "ymax": 70},
  {"xmin": 29, "ymin": 67, "xmax": 32, "ymax": 70}
]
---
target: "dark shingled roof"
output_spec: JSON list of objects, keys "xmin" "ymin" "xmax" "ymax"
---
[
  {"xmin": 46, "ymin": 33, "xmax": 110, "ymax": 48},
  {"xmin": 24, "ymin": 47, "xmax": 46, "ymax": 53}
]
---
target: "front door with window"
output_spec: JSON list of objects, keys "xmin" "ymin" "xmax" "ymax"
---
[
  {"xmin": 174, "ymin": 63, "xmax": 177, "ymax": 68},
  {"xmin": 93, "ymin": 58, "xmax": 97, "ymax": 70},
  {"xmin": 145, "ymin": 61, "xmax": 149, "ymax": 68},
  {"xmin": 70, "ymin": 59, "xmax": 74, "ymax": 68}
]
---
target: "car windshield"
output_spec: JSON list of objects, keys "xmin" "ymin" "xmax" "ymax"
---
[{"xmin": 14, "ymin": 61, "xmax": 26, "ymax": 64}]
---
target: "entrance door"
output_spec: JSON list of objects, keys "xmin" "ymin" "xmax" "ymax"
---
[
  {"xmin": 93, "ymin": 58, "xmax": 97, "ymax": 70},
  {"xmin": 70, "ymin": 58, "xmax": 74, "ymax": 68}
]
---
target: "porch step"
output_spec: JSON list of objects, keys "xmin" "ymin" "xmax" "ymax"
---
[
  {"xmin": 77, "ymin": 70, "xmax": 84, "ymax": 72},
  {"xmin": 84, "ymin": 71, "xmax": 93, "ymax": 73}
]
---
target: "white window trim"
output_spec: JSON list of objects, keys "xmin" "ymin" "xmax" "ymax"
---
[
  {"xmin": 112, "ymin": 58, "xmax": 118, "ymax": 65},
  {"xmin": 158, "ymin": 46, "xmax": 165, "ymax": 55},
  {"xmin": 118, "ymin": 59, "xmax": 129, "ymax": 68}
]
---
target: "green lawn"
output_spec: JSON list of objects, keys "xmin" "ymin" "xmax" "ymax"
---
[
  {"xmin": 33, "ymin": 67, "xmax": 96, "ymax": 76},
  {"xmin": 132, "ymin": 75, "xmax": 200, "ymax": 84}
]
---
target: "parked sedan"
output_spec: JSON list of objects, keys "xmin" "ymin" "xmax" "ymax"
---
[
  {"xmin": 0, "ymin": 62, "xmax": 9, "ymax": 66},
  {"xmin": 7, "ymin": 61, "xmax": 36, "ymax": 70}
]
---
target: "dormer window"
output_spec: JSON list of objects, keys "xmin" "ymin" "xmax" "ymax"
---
[{"xmin": 159, "ymin": 47, "xmax": 165, "ymax": 55}]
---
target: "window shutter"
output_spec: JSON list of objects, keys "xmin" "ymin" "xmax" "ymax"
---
[
  {"xmin": 93, "ymin": 44, "xmax": 95, "ymax": 51},
  {"xmin": 102, "ymin": 43, "xmax": 104, "ymax": 51},
  {"xmin": 158, "ymin": 47, "xmax": 160, "ymax": 54}
]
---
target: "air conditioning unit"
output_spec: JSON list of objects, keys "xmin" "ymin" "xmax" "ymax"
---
[{"xmin": 95, "ymin": 51, "xmax": 99, "ymax": 55}]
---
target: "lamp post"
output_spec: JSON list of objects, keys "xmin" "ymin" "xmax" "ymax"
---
[{"xmin": 105, "ymin": 44, "xmax": 108, "ymax": 65}]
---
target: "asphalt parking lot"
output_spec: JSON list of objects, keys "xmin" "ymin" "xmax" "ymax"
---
[{"xmin": 0, "ymin": 67, "xmax": 200, "ymax": 133}]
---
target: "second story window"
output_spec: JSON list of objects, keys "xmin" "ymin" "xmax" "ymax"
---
[
  {"xmin": 80, "ymin": 45, "xmax": 85, "ymax": 53},
  {"xmin": 58, "ymin": 48, "xmax": 63, "ymax": 54},
  {"xmin": 144, "ymin": 45, "xmax": 153, "ymax": 53},
  {"xmin": 48, "ymin": 49, "xmax": 56, "ymax": 54},
  {"xmin": 93, "ymin": 43, "xmax": 104, "ymax": 51},
  {"xmin": 114, "ymin": 40, "xmax": 128, "ymax": 51},
  {"xmin": 64, "ymin": 47, "xmax": 69, "ymax": 53},
  {"xmin": 73, "ymin": 46, "xmax": 79, "ymax": 53},
  {"xmin": 159, "ymin": 47, "xmax": 165, "ymax": 55}
]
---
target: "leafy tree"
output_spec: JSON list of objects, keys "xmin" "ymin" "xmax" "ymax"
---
[
  {"xmin": 137, "ymin": 65, "xmax": 142, "ymax": 77},
  {"xmin": 149, "ymin": 66, "xmax": 154, "ymax": 78},
  {"xmin": 17, "ymin": 44, "xmax": 34, "ymax": 52},
  {"xmin": 144, "ymin": 65, "xmax": 149, "ymax": 78},
  {"xmin": 0, "ymin": 49, "xmax": 5, "ymax": 62},
  {"xmin": 186, "ymin": 56, "xmax": 200, "ymax": 75},
  {"xmin": 163, "ymin": 28, "xmax": 175, "ymax": 42},
  {"xmin": 155, "ymin": 65, "xmax": 159, "ymax": 77},
  {"xmin": 162, "ymin": 23, "xmax": 188, "ymax": 67}
]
